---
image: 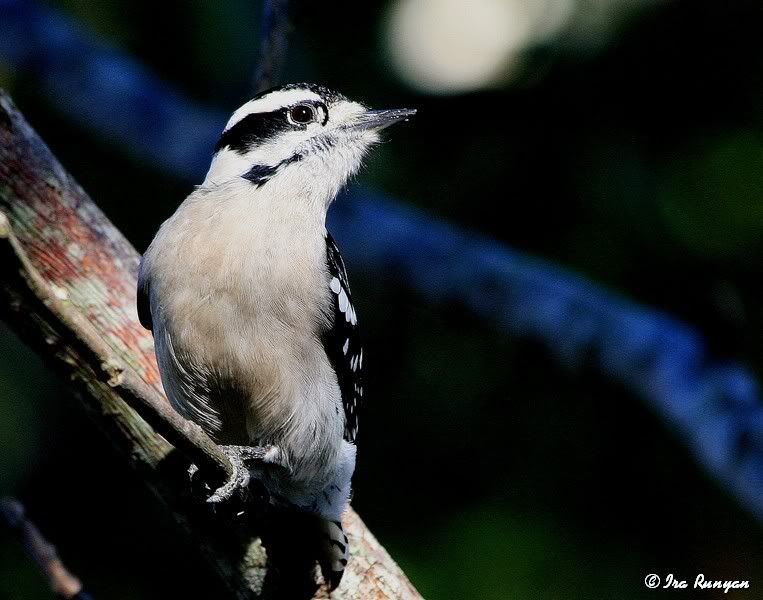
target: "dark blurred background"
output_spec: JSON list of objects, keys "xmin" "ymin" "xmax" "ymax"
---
[{"xmin": 1, "ymin": 0, "xmax": 762, "ymax": 598}]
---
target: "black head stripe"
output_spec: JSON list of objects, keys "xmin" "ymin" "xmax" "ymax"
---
[
  {"xmin": 215, "ymin": 100, "xmax": 329, "ymax": 155},
  {"xmin": 216, "ymin": 83, "xmax": 346, "ymax": 155},
  {"xmin": 215, "ymin": 108, "xmax": 296, "ymax": 154}
]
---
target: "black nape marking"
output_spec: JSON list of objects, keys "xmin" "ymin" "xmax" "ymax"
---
[
  {"xmin": 242, "ymin": 153, "xmax": 303, "ymax": 186},
  {"xmin": 242, "ymin": 163, "xmax": 277, "ymax": 185}
]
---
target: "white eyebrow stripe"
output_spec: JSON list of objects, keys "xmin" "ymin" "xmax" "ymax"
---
[{"xmin": 224, "ymin": 89, "xmax": 324, "ymax": 131}]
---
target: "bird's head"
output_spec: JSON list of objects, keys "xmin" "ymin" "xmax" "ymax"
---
[{"xmin": 204, "ymin": 83, "xmax": 415, "ymax": 202}]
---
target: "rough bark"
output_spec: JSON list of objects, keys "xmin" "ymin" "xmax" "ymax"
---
[{"xmin": 0, "ymin": 90, "xmax": 421, "ymax": 600}]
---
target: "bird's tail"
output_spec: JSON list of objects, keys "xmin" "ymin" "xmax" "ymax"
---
[{"xmin": 317, "ymin": 518, "xmax": 349, "ymax": 590}]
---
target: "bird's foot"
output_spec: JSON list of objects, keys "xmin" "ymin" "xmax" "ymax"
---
[
  {"xmin": 206, "ymin": 444, "xmax": 290, "ymax": 505},
  {"xmin": 317, "ymin": 518, "xmax": 349, "ymax": 591}
]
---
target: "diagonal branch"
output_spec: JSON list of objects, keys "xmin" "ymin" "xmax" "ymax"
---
[
  {"xmin": 0, "ymin": 90, "xmax": 421, "ymax": 599},
  {"xmin": 0, "ymin": 209, "xmax": 232, "ymax": 485},
  {"xmin": 0, "ymin": 497, "xmax": 93, "ymax": 600}
]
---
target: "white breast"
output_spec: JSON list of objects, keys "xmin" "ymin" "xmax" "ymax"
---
[{"xmin": 144, "ymin": 178, "xmax": 344, "ymax": 487}]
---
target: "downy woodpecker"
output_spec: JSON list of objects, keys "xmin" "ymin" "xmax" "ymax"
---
[{"xmin": 137, "ymin": 83, "xmax": 414, "ymax": 588}]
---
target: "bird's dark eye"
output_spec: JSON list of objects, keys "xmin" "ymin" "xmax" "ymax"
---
[{"xmin": 289, "ymin": 104, "xmax": 317, "ymax": 125}]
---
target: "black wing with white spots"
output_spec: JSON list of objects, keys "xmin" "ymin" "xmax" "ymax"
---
[{"xmin": 322, "ymin": 233, "xmax": 363, "ymax": 443}]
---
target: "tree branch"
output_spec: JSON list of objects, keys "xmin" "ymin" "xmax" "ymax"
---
[
  {"xmin": 0, "ymin": 90, "xmax": 421, "ymax": 599},
  {"xmin": 254, "ymin": 0, "xmax": 292, "ymax": 93},
  {"xmin": 0, "ymin": 497, "xmax": 93, "ymax": 600},
  {"xmin": 0, "ymin": 207, "xmax": 231, "ymax": 485},
  {"xmin": 2, "ymin": 0, "xmax": 762, "ymax": 526}
]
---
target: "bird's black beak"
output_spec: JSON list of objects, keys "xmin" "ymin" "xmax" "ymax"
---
[{"xmin": 351, "ymin": 108, "xmax": 417, "ymax": 131}]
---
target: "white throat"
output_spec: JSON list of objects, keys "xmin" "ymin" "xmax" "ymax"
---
[{"xmin": 202, "ymin": 135, "xmax": 373, "ymax": 212}]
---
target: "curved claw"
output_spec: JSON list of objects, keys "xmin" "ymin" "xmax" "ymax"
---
[
  {"xmin": 204, "ymin": 444, "xmax": 290, "ymax": 504},
  {"xmin": 206, "ymin": 446, "xmax": 251, "ymax": 504}
]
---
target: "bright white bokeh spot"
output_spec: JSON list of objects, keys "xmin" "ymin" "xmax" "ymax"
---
[{"xmin": 385, "ymin": 0, "xmax": 575, "ymax": 94}]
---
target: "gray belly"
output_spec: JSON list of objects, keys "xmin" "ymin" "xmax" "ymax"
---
[
  {"xmin": 153, "ymin": 319, "xmax": 248, "ymax": 444},
  {"xmin": 152, "ymin": 299, "xmax": 345, "ymax": 488}
]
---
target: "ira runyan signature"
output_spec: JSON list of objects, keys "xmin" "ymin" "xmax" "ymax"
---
[{"xmin": 662, "ymin": 573, "xmax": 750, "ymax": 593}]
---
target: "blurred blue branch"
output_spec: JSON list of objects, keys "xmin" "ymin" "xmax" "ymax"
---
[
  {"xmin": 0, "ymin": 0, "xmax": 220, "ymax": 180},
  {"xmin": 254, "ymin": 0, "xmax": 292, "ymax": 93},
  {"xmin": 1, "ymin": 0, "xmax": 762, "ymax": 522}
]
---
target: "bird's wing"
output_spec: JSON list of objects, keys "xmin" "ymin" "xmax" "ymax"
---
[
  {"xmin": 137, "ymin": 256, "xmax": 153, "ymax": 331},
  {"xmin": 322, "ymin": 232, "xmax": 363, "ymax": 443}
]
